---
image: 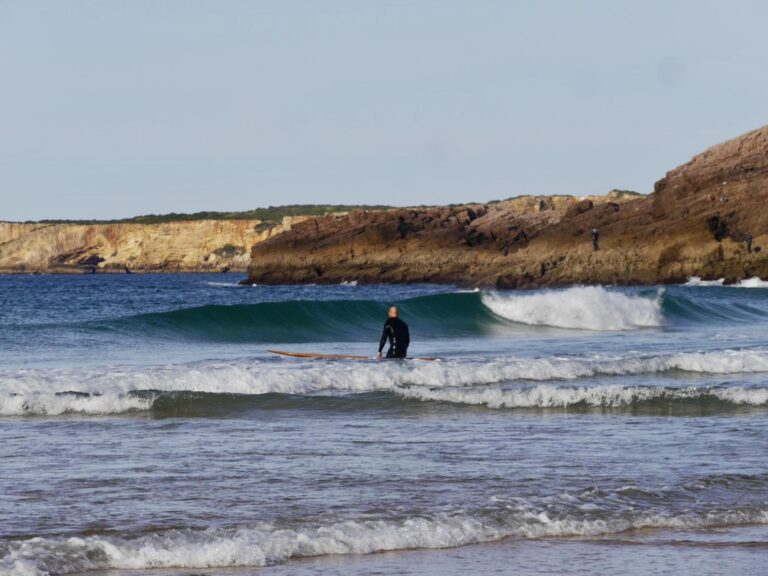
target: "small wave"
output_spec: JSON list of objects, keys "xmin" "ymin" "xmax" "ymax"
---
[
  {"xmin": 3, "ymin": 349, "xmax": 768, "ymax": 416},
  {"xmin": 482, "ymin": 287, "xmax": 663, "ymax": 330},
  {"xmin": 397, "ymin": 383, "xmax": 768, "ymax": 409},
  {"xmin": 0, "ymin": 392, "xmax": 151, "ymax": 417},
  {"xmin": 735, "ymin": 277, "xmax": 768, "ymax": 288},
  {"xmin": 3, "ymin": 506, "xmax": 766, "ymax": 575},
  {"xmin": 204, "ymin": 281, "xmax": 243, "ymax": 288},
  {"xmin": 4, "ymin": 382, "xmax": 768, "ymax": 418},
  {"xmin": 684, "ymin": 276, "xmax": 768, "ymax": 289},
  {"xmin": 685, "ymin": 276, "xmax": 725, "ymax": 287}
]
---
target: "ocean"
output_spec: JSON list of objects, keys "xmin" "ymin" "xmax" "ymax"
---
[{"xmin": 1, "ymin": 274, "xmax": 767, "ymax": 575}]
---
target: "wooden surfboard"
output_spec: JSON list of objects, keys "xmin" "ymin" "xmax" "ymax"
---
[
  {"xmin": 267, "ymin": 349, "xmax": 370, "ymax": 360},
  {"xmin": 268, "ymin": 349, "xmax": 438, "ymax": 361}
]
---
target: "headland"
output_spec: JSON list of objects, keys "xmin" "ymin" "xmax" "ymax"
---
[{"xmin": 244, "ymin": 125, "xmax": 768, "ymax": 287}]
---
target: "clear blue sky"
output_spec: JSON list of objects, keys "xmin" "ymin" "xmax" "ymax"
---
[{"xmin": 1, "ymin": 0, "xmax": 766, "ymax": 220}]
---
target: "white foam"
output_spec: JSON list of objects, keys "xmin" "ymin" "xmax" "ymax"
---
[
  {"xmin": 204, "ymin": 281, "xmax": 242, "ymax": 288},
  {"xmin": 735, "ymin": 276, "xmax": 768, "ymax": 288},
  {"xmin": 2, "ymin": 348, "xmax": 768, "ymax": 416},
  {"xmin": 0, "ymin": 393, "xmax": 151, "ymax": 417},
  {"xmin": 684, "ymin": 276, "xmax": 725, "ymax": 287},
  {"xmin": 3, "ymin": 508, "xmax": 766, "ymax": 575},
  {"xmin": 481, "ymin": 286, "xmax": 663, "ymax": 330},
  {"xmin": 685, "ymin": 276, "xmax": 768, "ymax": 288},
  {"xmin": 397, "ymin": 383, "xmax": 768, "ymax": 408}
]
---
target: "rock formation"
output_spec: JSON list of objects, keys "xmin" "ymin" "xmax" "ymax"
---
[
  {"xmin": 0, "ymin": 217, "xmax": 307, "ymax": 273},
  {"xmin": 244, "ymin": 126, "xmax": 768, "ymax": 287},
  {"xmin": 4, "ymin": 126, "xmax": 765, "ymax": 283}
]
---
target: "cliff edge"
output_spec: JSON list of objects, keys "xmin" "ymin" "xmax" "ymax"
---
[
  {"xmin": 245, "ymin": 126, "xmax": 768, "ymax": 287},
  {"xmin": 0, "ymin": 217, "xmax": 307, "ymax": 273}
]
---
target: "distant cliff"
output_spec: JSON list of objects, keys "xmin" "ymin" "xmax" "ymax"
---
[
  {"xmin": 244, "ymin": 126, "xmax": 768, "ymax": 287},
  {"xmin": 0, "ymin": 218, "xmax": 307, "ymax": 273},
  {"xmin": 6, "ymin": 125, "xmax": 766, "ymax": 283}
]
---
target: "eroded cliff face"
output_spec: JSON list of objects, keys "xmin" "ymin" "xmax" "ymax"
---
[
  {"xmin": 245, "ymin": 192, "xmax": 654, "ymax": 287},
  {"xmin": 653, "ymin": 125, "xmax": 768, "ymax": 241},
  {"xmin": 0, "ymin": 218, "xmax": 307, "ymax": 273},
  {"xmin": 245, "ymin": 126, "xmax": 768, "ymax": 287}
]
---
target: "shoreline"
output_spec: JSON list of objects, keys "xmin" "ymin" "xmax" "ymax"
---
[{"xmin": 1, "ymin": 267, "xmax": 759, "ymax": 289}]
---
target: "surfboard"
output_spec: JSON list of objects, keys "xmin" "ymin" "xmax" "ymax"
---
[
  {"xmin": 268, "ymin": 349, "xmax": 438, "ymax": 361},
  {"xmin": 267, "ymin": 349, "xmax": 370, "ymax": 360}
]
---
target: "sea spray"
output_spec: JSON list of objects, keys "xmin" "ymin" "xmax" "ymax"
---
[
  {"xmin": 684, "ymin": 276, "xmax": 768, "ymax": 288},
  {"xmin": 735, "ymin": 277, "xmax": 768, "ymax": 288}
]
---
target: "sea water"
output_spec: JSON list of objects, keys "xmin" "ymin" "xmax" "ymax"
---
[{"xmin": 1, "ymin": 274, "xmax": 767, "ymax": 575}]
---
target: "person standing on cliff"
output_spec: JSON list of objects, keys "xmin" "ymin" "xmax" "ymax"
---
[
  {"xmin": 591, "ymin": 228, "xmax": 599, "ymax": 251},
  {"xmin": 377, "ymin": 306, "xmax": 410, "ymax": 359},
  {"xmin": 746, "ymin": 233, "xmax": 753, "ymax": 254}
]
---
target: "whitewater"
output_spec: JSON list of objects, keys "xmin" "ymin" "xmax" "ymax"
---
[
  {"xmin": 4, "ymin": 348, "xmax": 768, "ymax": 416},
  {"xmin": 2, "ymin": 274, "xmax": 768, "ymax": 576}
]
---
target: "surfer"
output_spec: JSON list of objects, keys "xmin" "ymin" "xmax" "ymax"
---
[{"xmin": 377, "ymin": 306, "xmax": 410, "ymax": 359}]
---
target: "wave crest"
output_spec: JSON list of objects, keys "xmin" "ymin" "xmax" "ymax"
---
[
  {"xmin": 3, "ymin": 506, "xmax": 767, "ymax": 575},
  {"xmin": 15, "ymin": 285, "xmax": 768, "ymax": 345},
  {"xmin": 2, "ymin": 348, "xmax": 768, "ymax": 416},
  {"xmin": 0, "ymin": 392, "xmax": 151, "ymax": 417},
  {"xmin": 397, "ymin": 383, "xmax": 768, "ymax": 409},
  {"xmin": 482, "ymin": 287, "xmax": 663, "ymax": 330},
  {"xmin": 684, "ymin": 276, "xmax": 768, "ymax": 288},
  {"xmin": 736, "ymin": 277, "xmax": 768, "ymax": 288}
]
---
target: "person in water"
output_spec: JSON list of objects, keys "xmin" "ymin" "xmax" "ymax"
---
[{"xmin": 377, "ymin": 306, "xmax": 410, "ymax": 359}]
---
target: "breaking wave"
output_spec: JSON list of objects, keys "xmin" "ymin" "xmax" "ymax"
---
[
  {"xmin": 3, "ymin": 504, "xmax": 766, "ymax": 575},
  {"xmin": 481, "ymin": 286, "xmax": 663, "ymax": 330},
  {"xmin": 735, "ymin": 277, "xmax": 768, "ymax": 288},
  {"xmin": 2, "ymin": 348, "xmax": 768, "ymax": 416},
  {"xmin": 13, "ymin": 285, "xmax": 768, "ymax": 344},
  {"xmin": 685, "ymin": 276, "xmax": 726, "ymax": 287},
  {"xmin": 397, "ymin": 383, "xmax": 768, "ymax": 410},
  {"xmin": 684, "ymin": 276, "xmax": 768, "ymax": 289},
  {"xmin": 0, "ymin": 392, "xmax": 151, "ymax": 417}
]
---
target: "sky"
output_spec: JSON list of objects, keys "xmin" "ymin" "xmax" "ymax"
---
[{"xmin": 1, "ymin": 0, "xmax": 767, "ymax": 221}]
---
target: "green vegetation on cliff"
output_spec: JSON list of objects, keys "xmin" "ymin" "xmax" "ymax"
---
[{"xmin": 30, "ymin": 204, "xmax": 393, "ymax": 226}]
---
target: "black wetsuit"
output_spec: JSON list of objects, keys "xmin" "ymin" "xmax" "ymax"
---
[{"xmin": 378, "ymin": 317, "xmax": 410, "ymax": 359}]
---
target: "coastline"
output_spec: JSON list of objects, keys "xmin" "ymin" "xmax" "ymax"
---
[
  {"xmin": 243, "ymin": 125, "xmax": 768, "ymax": 288},
  {"xmin": 3, "ymin": 125, "xmax": 766, "ymax": 287},
  {"xmin": 0, "ymin": 218, "xmax": 301, "ymax": 275}
]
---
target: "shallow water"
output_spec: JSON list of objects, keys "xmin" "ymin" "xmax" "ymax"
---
[{"xmin": 1, "ymin": 275, "xmax": 767, "ymax": 575}]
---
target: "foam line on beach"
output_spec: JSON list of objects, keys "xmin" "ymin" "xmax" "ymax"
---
[{"xmin": 3, "ymin": 507, "xmax": 766, "ymax": 575}]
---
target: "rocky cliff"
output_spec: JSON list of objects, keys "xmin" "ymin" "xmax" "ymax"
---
[
  {"xmin": 245, "ymin": 126, "xmax": 768, "ymax": 287},
  {"xmin": 0, "ymin": 217, "xmax": 307, "ymax": 273}
]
